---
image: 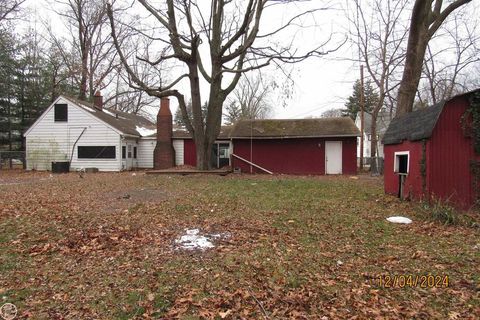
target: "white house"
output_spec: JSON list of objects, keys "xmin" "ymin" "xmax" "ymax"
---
[
  {"xmin": 354, "ymin": 111, "xmax": 392, "ymax": 160},
  {"xmin": 24, "ymin": 93, "xmax": 183, "ymax": 172}
]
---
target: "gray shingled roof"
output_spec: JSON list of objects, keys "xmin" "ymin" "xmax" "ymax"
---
[
  {"xmin": 66, "ymin": 96, "xmax": 155, "ymax": 137},
  {"xmin": 229, "ymin": 118, "xmax": 360, "ymax": 139},
  {"xmin": 382, "ymin": 102, "xmax": 445, "ymax": 145},
  {"xmin": 171, "ymin": 126, "xmax": 233, "ymax": 139}
]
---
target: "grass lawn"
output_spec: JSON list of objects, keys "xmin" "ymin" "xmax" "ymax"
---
[{"xmin": 0, "ymin": 171, "xmax": 479, "ymax": 319}]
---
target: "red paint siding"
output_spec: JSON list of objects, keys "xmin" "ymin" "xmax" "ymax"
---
[
  {"xmin": 183, "ymin": 139, "xmax": 196, "ymax": 166},
  {"xmin": 384, "ymin": 141, "xmax": 425, "ymax": 200},
  {"xmin": 342, "ymin": 137, "xmax": 358, "ymax": 175},
  {"xmin": 384, "ymin": 94, "xmax": 477, "ymax": 209},
  {"xmin": 231, "ymin": 137, "xmax": 357, "ymax": 175},
  {"xmin": 428, "ymin": 96, "xmax": 475, "ymax": 209}
]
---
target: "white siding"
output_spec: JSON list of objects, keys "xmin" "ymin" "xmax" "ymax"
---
[
  {"xmin": 173, "ymin": 139, "xmax": 184, "ymax": 166},
  {"xmin": 25, "ymin": 97, "xmax": 122, "ymax": 172},
  {"xmin": 137, "ymin": 138, "xmax": 155, "ymax": 168}
]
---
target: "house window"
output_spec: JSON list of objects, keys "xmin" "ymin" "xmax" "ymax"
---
[
  {"xmin": 122, "ymin": 146, "xmax": 126, "ymax": 159},
  {"xmin": 54, "ymin": 104, "xmax": 68, "ymax": 122},
  {"xmin": 394, "ymin": 151, "xmax": 409, "ymax": 174},
  {"xmin": 78, "ymin": 146, "xmax": 116, "ymax": 159},
  {"xmin": 127, "ymin": 145, "xmax": 132, "ymax": 158},
  {"xmin": 133, "ymin": 146, "xmax": 137, "ymax": 159}
]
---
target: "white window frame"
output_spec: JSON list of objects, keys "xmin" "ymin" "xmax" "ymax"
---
[{"xmin": 394, "ymin": 151, "xmax": 409, "ymax": 175}]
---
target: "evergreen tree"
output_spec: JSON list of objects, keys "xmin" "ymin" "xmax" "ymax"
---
[
  {"xmin": 0, "ymin": 27, "xmax": 76, "ymax": 151},
  {"xmin": 0, "ymin": 29, "xmax": 19, "ymax": 150},
  {"xmin": 343, "ymin": 80, "xmax": 379, "ymax": 120}
]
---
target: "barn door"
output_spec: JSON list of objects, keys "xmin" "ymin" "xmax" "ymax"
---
[{"xmin": 325, "ymin": 141, "xmax": 342, "ymax": 174}]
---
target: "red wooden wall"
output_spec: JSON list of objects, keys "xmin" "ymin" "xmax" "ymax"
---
[
  {"xmin": 183, "ymin": 139, "xmax": 196, "ymax": 166},
  {"xmin": 231, "ymin": 137, "xmax": 357, "ymax": 175},
  {"xmin": 428, "ymin": 96, "xmax": 475, "ymax": 209},
  {"xmin": 384, "ymin": 141, "xmax": 425, "ymax": 200},
  {"xmin": 384, "ymin": 95, "xmax": 477, "ymax": 209}
]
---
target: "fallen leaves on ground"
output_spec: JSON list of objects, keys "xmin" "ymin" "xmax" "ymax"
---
[{"xmin": 0, "ymin": 170, "xmax": 478, "ymax": 319}]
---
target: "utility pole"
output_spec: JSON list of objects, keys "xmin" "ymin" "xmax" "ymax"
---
[{"xmin": 359, "ymin": 65, "xmax": 365, "ymax": 171}]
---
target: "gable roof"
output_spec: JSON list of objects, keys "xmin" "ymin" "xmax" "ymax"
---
[
  {"xmin": 229, "ymin": 117, "xmax": 360, "ymax": 139},
  {"xmin": 67, "ymin": 97, "xmax": 155, "ymax": 137},
  {"xmin": 382, "ymin": 102, "xmax": 445, "ymax": 145}
]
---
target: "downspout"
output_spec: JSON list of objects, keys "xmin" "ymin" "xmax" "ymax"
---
[
  {"xmin": 69, "ymin": 127, "xmax": 87, "ymax": 164},
  {"xmin": 119, "ymin": 135, "xmax": 123, "ymax": 171}
]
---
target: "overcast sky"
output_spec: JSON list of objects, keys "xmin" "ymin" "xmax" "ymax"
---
[{"xmin": 21, "ymin": 0, "xmax": 479, "ymax": 120}]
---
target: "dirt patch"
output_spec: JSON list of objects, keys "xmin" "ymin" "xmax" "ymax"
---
[{"xmin": 102, "ymin": 188, "xmax": 169, "ymax": 212}]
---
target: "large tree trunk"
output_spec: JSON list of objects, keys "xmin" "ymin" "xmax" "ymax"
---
[
  {"xmin": 204, "ymin": 66, "xmax": 224, "ymax": 170},
  {"xmin": 396, "ymin": 0, "xmax": 472, "ymax": 117},
  {"xmin": 79, "ymin": 45, "xmax": 88, "ymax": 101},
  {"xmin": 396, "ymin": 1, "xmax": 430, "ymax": 117},
  {"xmin": 188, "ymin": 61, "xmax": 210, "ymax": 170},
  {"xmin": 370, "ymin": 111, "xmax": 378, "ymax": 173}
]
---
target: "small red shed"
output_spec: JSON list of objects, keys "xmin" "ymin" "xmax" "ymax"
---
[
  {"xmin": 383, "ymin": 89, "xmax": 480, "ymax": 209},
  {"xmin": 229, "ymin": 118, "xmax": 359, "ymax": 175}
]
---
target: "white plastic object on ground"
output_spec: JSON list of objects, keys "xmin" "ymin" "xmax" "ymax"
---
[{"xmin": 386, "ymin": 216, "xmax": 412, "ymax": 224}]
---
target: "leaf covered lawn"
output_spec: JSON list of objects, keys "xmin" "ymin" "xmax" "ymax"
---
[{"xmin": 0, "ymin": 171, "xmax": 479, "ymax": 319}]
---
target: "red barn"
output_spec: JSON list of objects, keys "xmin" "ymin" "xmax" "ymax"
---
[
  {"xmin": 171, "ymin": 118, "xmax": 360, "ymax": 175},
  {"xmin": 383, "ymin": 89, "xmax": 480, "ymax": 210},
  {"xmin": 229, "ymin": 118, "xmax": 359, "ymax": 175}
]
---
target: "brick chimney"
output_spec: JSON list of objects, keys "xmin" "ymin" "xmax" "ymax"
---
[
  {"xmin": 93, "ymin": 91, "xmax": 103, "ymax": 111},
  {"xmin": 154, "ymin": 97, "xmax": 175, "ymax": 169}
]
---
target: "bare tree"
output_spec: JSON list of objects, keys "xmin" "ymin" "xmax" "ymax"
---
[
  {"xmin": 396, "ymin": 0, "xmax": 472, "ymax": 116},
  {"xmin": 105, "ymin": 43, "xmax": 159, "ymax": 117},
  {"xmin": 321, "ymin": 108, "xmax": 343, "ymax": 118},
  {"xmin": 50, "ymin": 0, "xmax": 119, "ymax": 101},
  {"xmin": 418, "ymin": 10, "xmax": 480, "ymax": 106},
  {"xmin": 224, "ymin": 74, "xmax": 273, "ymax": 125},
  {"xmin": 0, "ymin": 0, "xmax": 26, "ymax": 23},
  {"xmin": 350, "ymin": 0, "xmax": 409, "ymax": 172},
  {"xmin": 106, "ymin": 67, "xmax": 157, "ymax": 117},
  {"xmin": 107, "ymin": 0, "xmax": 341, "ymax": 170}
]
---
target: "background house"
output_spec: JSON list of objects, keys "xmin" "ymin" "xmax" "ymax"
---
[
  {"xmin": 383, "ymin": 89, "xmax": 480, "ymax": 209},
  {"xmin": 355, "ymin": 111, "xmax": 392, "ymax": 162},
  {"xmin": 24, "ymin": 93, "xmax": 160, "ymax": 171}
]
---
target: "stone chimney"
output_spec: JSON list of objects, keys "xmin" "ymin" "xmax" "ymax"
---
[
  {"xmin": 154, "ymin": 97, "xmax": 175, "ymax": 169},
  {"xmin": 93, "ymin": 91, "xmax": 103, "ymax": 111}
]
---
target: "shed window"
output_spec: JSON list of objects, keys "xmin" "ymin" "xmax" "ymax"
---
[
  {"xmin": 54, "ymin": 104, "xmax": 68, "ymax": 122},
  {"xmin": 78, "ymin": 146, "xmax": 116, "ymax": 159},
  {"xmin": 394, "ymin": 151, "xmax": 409, "ymax": 174}
]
